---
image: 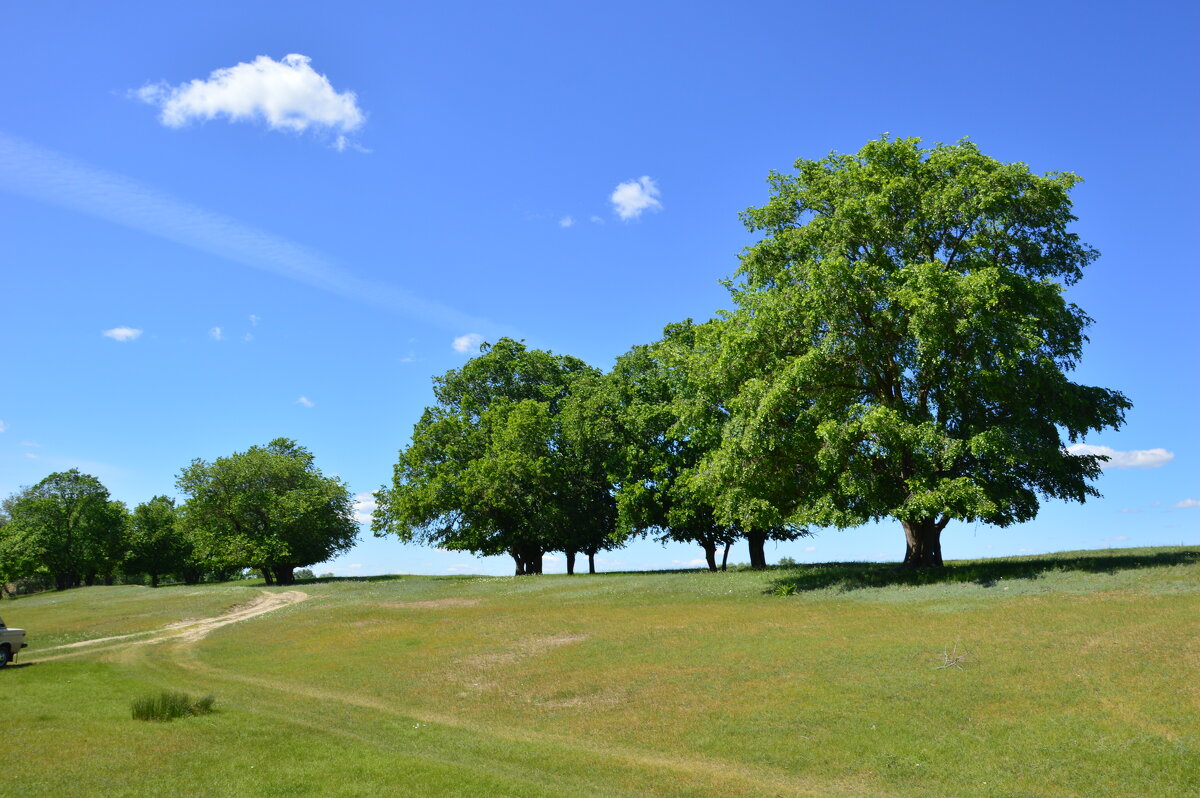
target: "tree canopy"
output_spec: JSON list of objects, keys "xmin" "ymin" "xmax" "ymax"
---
[
  {"xmin": 374, "ymin": 337, "xmax": 618, "ymax": 574},
  {"xmin": 697, "ymin": 136, "xmax": 1130, "ymax": 566},
  {"xmin": 0, "ymin": 470, "xmax": 127, "ymax": 590},
  {"xmin": 177, "ymin": 438, "xmax": 357, "ymax": 585}
]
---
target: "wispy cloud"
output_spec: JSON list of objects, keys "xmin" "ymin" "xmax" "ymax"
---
[
  {"xmin": 0, "ymin": 132, "xmax": 513, "ymax": 337},
  {"xmin": 1174, "ymin": 498, "xmax": 1200, "ymax": 509},
  {"xmin": 209, "ymin": 326, "xmax": 223, "ymax": 341},
  {"xmin": 102, "ymin": 327, "xmax": 142, "ymax": 342},
  {"xmin": 611, "ymin": 176, "xmax": 662, "ymax": 220},
  {"xmin": 672, "ymin": 558, "xmax": 707, "ymax": 568},
  {"xmin": 353, "ymin": 492, "xmax": 376, "ymax": 524},
  {"xmin": 135, "ymin": 54, "xmax": 364, "ymax": 147},
  {"xmin": 558, "ymin": 215, "xmax": 575, "ymax": 228},
  {"xmin": 590, "ymin": 215, "xmax": 605, "ymax": 224},
  {"xmin": 248, "ymin": 314, "xmax": 260, "ymax": 326},
  {"xmin": 1066, "ymin": 444, "xmax": 1174, "ymax": 469},
  {"xmin": 453, "ymin": 333, "xmax": 483, "ymax": 353},
  {"xmin": 296, "ymin": 396, "xmax": 315, "ymax": 408},
  {"xmin": 0, "ymin": 420, "xmax": 5, "ymax": 433},
  {"xmin": 1104, "ymin": 536, "xmax": 1129, "ymax": 541}
]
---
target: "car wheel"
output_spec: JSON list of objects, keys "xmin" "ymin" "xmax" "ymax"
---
[{"xmin": 0, "ymin": 647, "xmax": 9, "ymax": 667}]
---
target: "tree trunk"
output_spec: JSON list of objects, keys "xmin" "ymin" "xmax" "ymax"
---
[
  {"xmin": 902, "ymin": 518, "xmax": 947, "ymax": 568},
  {"xmin": 588, "ymin": 552, "xmax": 596, "ymax": 574},
  {"xmin": 150, "ymin": 573, "xmax": 159, "ymax": 588},
  {"xmin": 702, "ymin": 543, "xmax": 717, "ymax": 572},
  {"xmin": 103, "ymin": 574, "xmax": 114, "ymax": 586},
  {"xmin": 747, "ymin": 530, "xmax": 768, "ymax": 568},
  {"xmin": 262, "ymin": 567, "xmax": 275, "ymax": 585},
  {"xmin": 54, "ymin": 572, "xmax": 70, "ymax": 591},
  {"xmin": 566, "ymin": 550, "xmax": 576, "ymax": 575},
  {"xmin": 511, "ymin": 550, "xmax": 525, "ymax": 575},
  {"xmin": 720, "ymin": 542, "xmax": 731, "ymax": 571},
  {"xmin": 274, "ymin": 565, "xmax": 294, "ymax": 586}
]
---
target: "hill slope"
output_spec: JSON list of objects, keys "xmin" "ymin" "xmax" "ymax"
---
[{"xmin": 3, "ymin": 547, "xmax": 1198, "ymax": 797}]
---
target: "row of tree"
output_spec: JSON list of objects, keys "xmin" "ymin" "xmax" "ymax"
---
[
  {"xmin": 0, "ymin": 439, "xmax": 357, "ymax": 593},
  {"xmin": 373, "ymin": 136, "xmax": 1130, "ymax": 571}
]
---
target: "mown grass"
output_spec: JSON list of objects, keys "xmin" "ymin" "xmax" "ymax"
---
[{"xmin": 2, "ymin": 546, "xmax": 1197, "ymax": 797}]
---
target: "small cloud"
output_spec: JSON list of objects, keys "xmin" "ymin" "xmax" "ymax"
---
[
  {"xmin": 445, "ymin": 563, "xmax": 487, "ymax": 574},
  {"xmin": 1017, "ymin": 548, "xmax": 1033, "ymax": 553},
  {"xmin": 1173, "ymin": 498, "xmax": 1200, "ymax": 509},
  {"xmin": 24, "ymin": 452, "xmax": 38, "ymax": 459},
  {"xmin": 399, "ymin": 353, "xmax": 417, "ymax": 363},
  {"xmin": 0, "ymin": 420, "xmax": 5, "ymax": 433},
  {"xmin": 589, "ymin": 215, "xmax": 605, "ymax": 224},
  {"xmin": 610, "ymin": 176, "xmax": 662, "ymax": 220},
  {"xmin": 558, "ymin": 215, "xmax": 575, "ymax": 228},
  {"xmin": 353, "ymin": 492, "xmax": 377, "ymax": 525},
  {"xmin": 102, "ymin": 327, "xmax": 142, "ymax": 342},
  {"xmin": 248, "ymin": 314, "xmax": 260, "ymax": 326},
  {"xmin": 1103, "ymin": 536, "xmax": 1129, "ymax": 542},
  {"xmin": 296, "ymin": 396, "xmax": 315, "ymax": 408},
  {"xmin": 804, "ymin": 546, "xmax": 817, "ymax": 552},
  {"xmin": 135, "ymin": 54, "xmax": 365, "ymax": 147},
  {"xmin": 210, "ymin": 326, "xmax": 223, "ymax": 341},
  {"xmin": 671, "ymin": 558, "xmax": 707, "ymax": 567},
  {"xmin": 243, "ymin": 332, "xmax": 254, "ymax": 342},
  {"xmin": 1119, "ymin": 508, "xmax": 1141, "ymax": 514},
  {"xmin": 453, "ymin": 333, "xmax": 483, "ymax": 353},
  {"xmin": 1066, "ymin": 444, "xmax": 1174, "ymax": 469},
  {"xmin": 20, "ymin": 440, "xmax": 41, "ymax": 447}
]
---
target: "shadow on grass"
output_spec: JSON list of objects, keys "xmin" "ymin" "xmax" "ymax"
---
[{"xmin": 766, "ymin": 548, "xmax": 1200, "ymax": 594}]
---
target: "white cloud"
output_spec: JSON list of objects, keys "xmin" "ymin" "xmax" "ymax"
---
[
  {"xmin": 1119, "ymin": 508, "xmax": 1141, "ymax": 514},
  {"xmin": 248, "ymin": 314, "xmax": 260, "ymax": 326},
  {"xmin": 0, "ymin": 420, "xmax": 5, "ymax": 433},
  {"xmin": 296, "ymin": 396, "xmax": 315, "ymax": 408},
  {"xmin": 672, "ymin": 558, "xmax": 707, "ymax": 567},
  {"xmin": 1173, "ymin": 498, "xmax": 1200, "ymax": 509},
  {"xmin": 353, "ymin": 492, "xmax": 377, "ymax": 525},
  {"xmin": 590, "ymin": 215, "xmax": 605, "ymax": 224},
  {"xmin": 243, "ymin": 332, "xmax": 254, "ymax": 342},
  {"xmin": 1066, "ymin": 444, "xmax": 1174, "ymax": 469},
  {"xmin": 209, "ymin": 326, "xmax": 223, "ymax": 341},
  {"xmin": 25, "ymin": 452, "xmax": 38, "ymax": 459},
  {"xmin": 102, "ymin": 327, "xmax": 142, "ymax": 342},
  {"xmin": 558, "ymin": 216, "xmax": 575, "ymax": 228},
  {"xmin": 804, "ymin": 546, "xmax": 817, "ymax": 552},
  {"xmin": 453, "ymin": 333, "xmax": 483, "ymax": 353},
  {"xmin": 136, "ymin": 54, "xmax": 365, "ymax": 145},
  {"xmin": 610, "ymin": 176, "xmax": 662, "ymax": 220}
]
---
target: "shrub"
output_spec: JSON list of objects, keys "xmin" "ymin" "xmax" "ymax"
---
[{"xmin": 130, "ymin": 690, "xmax": 216, "ymax": 722}]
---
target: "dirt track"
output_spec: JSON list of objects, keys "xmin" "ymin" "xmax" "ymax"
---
[{"xmin": 34, "ymin": 590, "xmax": 308, "ymax": 661}]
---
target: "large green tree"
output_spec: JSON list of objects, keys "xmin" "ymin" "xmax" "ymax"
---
[
  {"xmin": 374, "ymin": 338, "xmax": 614, "ymax": 575},
  {"xmin": 2, "ymin": 470, "xmax": 127, "ymax": 590},
  {"xmin": 611, "ymin": 321, "xmax": 804, "ymax": 571},
  {"xmin": 177, "ymin": 438, "xmax": 357, "ymax": 585},
  {"xmin": 699, "ymin": 136, "xmax": 1130, "ymax": 567},
  {"xmin": 126, "ymin": 495, "xmax": 189, "ymax": 587}
]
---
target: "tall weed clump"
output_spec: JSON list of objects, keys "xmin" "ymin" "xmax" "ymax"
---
[{"xmin": 130, "ymin": 690, "xmax": 215, "ymax": 721}]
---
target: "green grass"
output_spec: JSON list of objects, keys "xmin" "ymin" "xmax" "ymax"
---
[
  {"xmin": 2, "ymin": 546, "xmax": 1198, "ymax": 797},
  {"xmin": 131, "ymin": 690, "xmax": 215, "ymax": 721}
]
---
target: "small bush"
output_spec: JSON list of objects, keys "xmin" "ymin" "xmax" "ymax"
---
[{"xmin": 130, "ymin": 690, "xmax": 216, "ymax": 722}]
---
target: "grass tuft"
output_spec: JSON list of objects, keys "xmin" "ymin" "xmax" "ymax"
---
[{"xmin": 130, "ymin": 690, "xmax": 216, "ymax": 722}]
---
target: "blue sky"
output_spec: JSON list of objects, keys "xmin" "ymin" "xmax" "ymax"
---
[{"xmin": 1, "ymin": 0, "xmax": 1196, "ymax": 575}]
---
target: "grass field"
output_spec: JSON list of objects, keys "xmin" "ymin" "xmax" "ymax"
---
[{"xmin": 2, "ymin": 547, "xmax": 1198, "ymax": 797}]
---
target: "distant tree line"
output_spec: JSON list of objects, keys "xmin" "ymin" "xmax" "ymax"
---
[{"xmin": 0, "ymin": 439, "xmax": 357, "ymax": 596}]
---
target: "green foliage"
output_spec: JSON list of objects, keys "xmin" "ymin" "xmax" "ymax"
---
[
  {"xmin": 699, "ymin": 136, "xmax": 1130, "ymax": 565},
  {"xmin": 1, "ymin": 470, "xmax": 128, "ymax": 589},
  {"xmin": 177, "ymin": 438, "xmax": 357, "ymax": 585},
  {"xmin": 130, "ymin": 690, "xmax": 215, "ymax": 722},
  {"xmin": 375, "ymin": 338, "xmax": 617, "ymax": 573},
  {"xmin": 125, "ymin": 496, "xmax": 190, "ymax": 587}
]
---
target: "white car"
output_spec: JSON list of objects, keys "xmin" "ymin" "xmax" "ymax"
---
[{"xmin": 0, "ymin": 617, "xmax": 27, "ymax": 667}]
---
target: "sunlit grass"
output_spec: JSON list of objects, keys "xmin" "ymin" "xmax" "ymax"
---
[{"xmin": 2, "ymin": 546, "xmax": 1197, "ymax": 796}]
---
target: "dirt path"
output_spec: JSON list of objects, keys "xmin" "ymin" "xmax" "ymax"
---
[{"xmin": 34, "ymin": 590, "xmax": 308, "ymax": 661}]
